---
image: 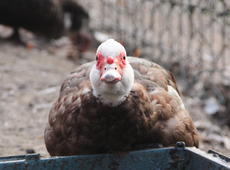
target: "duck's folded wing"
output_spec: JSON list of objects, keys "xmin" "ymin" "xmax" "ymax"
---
[
  {"xmin": 149, "ymin": 87, "xmax": 199, "ymax": 147},
  {"xmin": 128, "ymin": 57, "xmax": 199, "ymax": 147},
  {"xmin": 45, "ymin": 61, "xmax": 94, "ymax": 156}
]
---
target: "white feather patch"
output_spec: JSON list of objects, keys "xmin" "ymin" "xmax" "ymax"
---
[
  {"xmin": 97, "ymin": 39, "xmax": 126, "ymax": 58},
  {"xmin": 82, "ymin": 87, "xmax": 90, "ymax": 95},
  {"xmin": 167, "ymin": 85, "xmax": 185, "ymax": 110}
]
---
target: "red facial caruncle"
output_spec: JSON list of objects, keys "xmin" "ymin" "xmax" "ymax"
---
[
  {"xmin": 96, "ymin": 52, "xmax": 105, "ymax": 71},
  {"xmin": 117, "ymin": 52, "xmax": 126, "ymax": 69},
  {"xmin": 96, "ymin": 51, "xmax": 126, "ymax": 82}
]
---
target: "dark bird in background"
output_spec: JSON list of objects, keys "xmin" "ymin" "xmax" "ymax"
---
[
  {"xmin": 0, "ymin": 0, "xmax": 63, "ymax": 40},
  {"xmin": 44, "ymin": 39, "xmax": 199, "ymax": 156},
  {"xmin": 0, "ymin": 0, "xmax": 90, "ymax": 51}
]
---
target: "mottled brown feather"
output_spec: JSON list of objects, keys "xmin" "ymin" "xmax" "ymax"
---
[{"xmin": 44, "ymin": 57, "xmax": 199, "ymax": 156}]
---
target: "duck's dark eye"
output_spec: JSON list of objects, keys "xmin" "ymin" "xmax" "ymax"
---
[
  {"xmin": 104, "ymin": 67, "xmax": 107, "ymax": 70},
  {"xmin": 123, "ymin": 56, "xmax": 126, "ymax": 60},
  {"xmin": 96, "ymin": 56, "xmax": 98, "ymax": 60},
  {"xmin": 115, "ymin": 67, "xmax": 117, "ymax": 70}
]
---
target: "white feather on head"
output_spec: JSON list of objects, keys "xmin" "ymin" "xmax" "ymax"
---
[{"xmin": 96, "ymin": 39, "xmax": 127, "ymax": 58}]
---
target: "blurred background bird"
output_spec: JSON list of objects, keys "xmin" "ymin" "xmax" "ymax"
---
[{"xmin": 0, "ymin": 0, "xmax": 92, "ymax": 56}]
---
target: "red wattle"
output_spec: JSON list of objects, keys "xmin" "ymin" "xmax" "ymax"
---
[{"xmin": 107, "ymin": 57, "xmax": 114, "ymax": 64}]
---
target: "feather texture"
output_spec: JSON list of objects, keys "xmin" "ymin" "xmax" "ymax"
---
[{"xmin": 45, "ymin": 57, "xmax": 199, "ymax": 156}]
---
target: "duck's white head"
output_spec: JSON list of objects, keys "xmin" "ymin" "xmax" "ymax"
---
[{"xmin": 90, "ymin": 39, "xmax": 134, "ymax": 106}]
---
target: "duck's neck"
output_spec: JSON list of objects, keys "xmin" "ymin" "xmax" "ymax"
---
[{"xmin": 90, "ymin": 63, "xmax": 134, "ymax": 106}]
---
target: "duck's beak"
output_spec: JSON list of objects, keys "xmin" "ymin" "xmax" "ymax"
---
[{"xmin": 100, "ymin": 67, "xmax": 121, "ymax": 83}]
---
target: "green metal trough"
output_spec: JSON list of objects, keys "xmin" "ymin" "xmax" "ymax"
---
[{"xmin": 0, "ymin": 142, "xmax": 229, "ymax": 170}]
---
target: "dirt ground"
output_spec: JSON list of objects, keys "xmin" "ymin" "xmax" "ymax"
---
[{"xmin": 0, "ymin": 34, "xmax": 229, "ymax": 158}]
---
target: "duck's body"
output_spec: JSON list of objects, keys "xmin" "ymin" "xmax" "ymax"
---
[{"xmin": 45, "ymin": 39, "xmax": 199, "ymax": 156}]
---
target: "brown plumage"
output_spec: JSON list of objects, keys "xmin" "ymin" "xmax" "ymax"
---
[{"xmin": 44, "ymin": 55, "xmax": 199, "ymax": 156}]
